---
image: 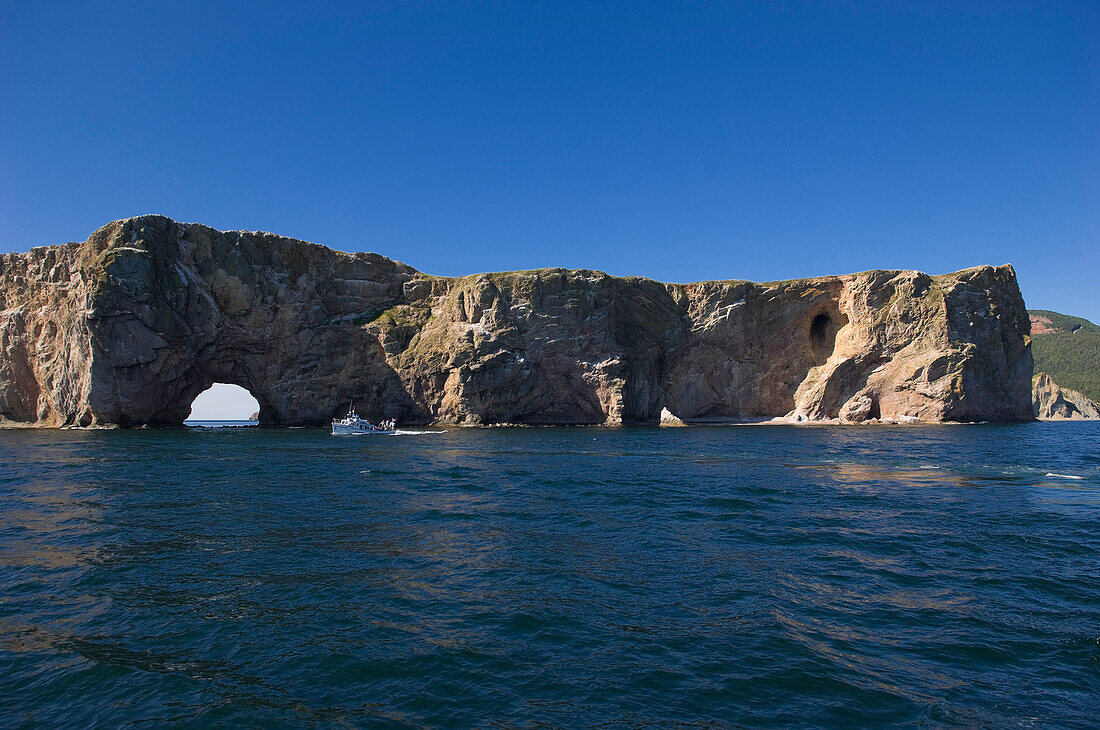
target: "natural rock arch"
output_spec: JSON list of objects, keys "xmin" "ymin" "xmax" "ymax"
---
[
  {"xmin": 0, "ymin": 215, "xmax": 1036, "ymax": 427},
  {"xmin": 78, "ymin": 216, "xmax": 423, "ymax": 427}
]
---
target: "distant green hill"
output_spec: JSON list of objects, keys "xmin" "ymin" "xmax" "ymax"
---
[{"xmin": 1028, "ymin": 310, "xmax": 1100, "ymax": 402}]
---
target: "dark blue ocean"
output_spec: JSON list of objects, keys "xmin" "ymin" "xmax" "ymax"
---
[{"xmin": 2, "ymin": 423, "xmax": 1098, "ymax": 728}]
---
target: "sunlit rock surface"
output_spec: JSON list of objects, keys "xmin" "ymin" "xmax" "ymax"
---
[
  {"xmin": 1032, "ymin": 372, "xmax": 1100, "ymax": 420},
  {"xmin": 1, "ymin": 215, "xmax": 1034, "ymax": 427}
]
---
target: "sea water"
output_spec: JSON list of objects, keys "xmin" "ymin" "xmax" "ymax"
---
[{"xmin": 2, "ymin": 423, "xmax": 1098, "ymax": 727}]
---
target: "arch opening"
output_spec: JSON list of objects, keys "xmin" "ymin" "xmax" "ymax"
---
[{"xmin": 185, "ymin": 383, "xmax": 261, "ymax": 424}]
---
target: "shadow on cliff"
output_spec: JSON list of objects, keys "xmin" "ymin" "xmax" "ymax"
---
[{"xmin": 81, "ymin": 215, "xmax": 427, "ymax": 428}]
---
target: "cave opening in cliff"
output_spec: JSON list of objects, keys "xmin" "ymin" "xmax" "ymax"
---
[
  {"xmin": 809, "ymin": 312, "xmax": 842, "ymax": 362},
  {"xmin": 185, "ymin": 383, "xmax": 261, "ymax": 423}
]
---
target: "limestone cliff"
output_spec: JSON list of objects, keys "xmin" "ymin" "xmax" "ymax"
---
[
  {"xmin": 1, "ymin": 215, "xmax": 1034, "ymax": 427},
  {"xmin": 1032, "ymin": 373, "xmax": 1100, "ymax": 420}
]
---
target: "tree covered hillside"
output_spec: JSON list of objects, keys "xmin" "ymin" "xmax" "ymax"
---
[{"xmin": 1028, "ymin": 310, "xmax": 1100, "ymax": 402}]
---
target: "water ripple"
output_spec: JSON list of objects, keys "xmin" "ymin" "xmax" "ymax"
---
[{"xmin": 1, "ymin": 423, "xmax": 1098, "ymax": 727}]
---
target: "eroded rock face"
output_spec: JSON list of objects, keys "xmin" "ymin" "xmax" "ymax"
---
[
  {"xmin": 1, "ymin": 215, "xmax": 1034, "ymax": 427},
  {"xmin": 1032, "ymin": 373, "xmax": 1100, "ymax": 420}
]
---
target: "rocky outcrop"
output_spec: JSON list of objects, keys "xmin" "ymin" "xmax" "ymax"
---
[
  {"xmin": 1032, "ymin": 372, "xmax": 1100, "ymax": 420},
  {"xmin": 1, "ymin": 215, "xmax": 1034, "ymax": 427},
  {"xmin": 659, "ymin": 407, "xmax": 687, "ymax": 427}
]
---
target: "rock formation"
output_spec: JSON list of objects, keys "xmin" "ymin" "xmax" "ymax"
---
[
  {"xmin": 1, "ymin": 215, "xmax": 1034, "ymax": 427},
  {"xmin": 659, "ymin": 407, "xmax": 687, "ymax": 427},
  {"xmin": 1032, "ymin": 373, "xmax": 1100, "ymax": 420}
]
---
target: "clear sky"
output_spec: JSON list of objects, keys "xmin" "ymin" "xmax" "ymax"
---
[
  {"xmin": 2, "ymin": 1, "xmax": 1097, "ymax": 328},
  {"xmin": 187, "ymin": 383, "xmax": 259, "ymax": 421}
]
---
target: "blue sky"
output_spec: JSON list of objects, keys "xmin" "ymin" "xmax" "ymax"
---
[{"xmin": 2, "ymin": 0, "xmax": 1097, "ymax": 331}]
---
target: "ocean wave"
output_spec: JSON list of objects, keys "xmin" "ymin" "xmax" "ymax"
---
[{"xmin": 1045, "ymin": 473, "xmax": 1084, "ymax": 480}]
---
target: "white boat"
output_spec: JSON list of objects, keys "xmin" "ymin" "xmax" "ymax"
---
[{"xmin": 332, "ymin": 408, "xmax": 396, "ymax": 435}]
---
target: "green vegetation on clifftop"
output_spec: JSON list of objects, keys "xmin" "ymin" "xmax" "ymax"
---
[{"xmin": 1029, "ymin": 310, "xmax": 1100, "ymax": 402}]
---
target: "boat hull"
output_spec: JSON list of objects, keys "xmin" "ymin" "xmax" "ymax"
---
[{"xmin": 332, "ymin": 424, "xmax": 396, "ymax": 435}]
